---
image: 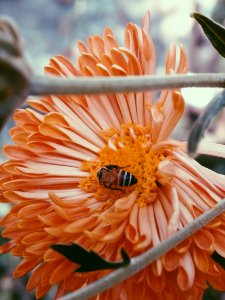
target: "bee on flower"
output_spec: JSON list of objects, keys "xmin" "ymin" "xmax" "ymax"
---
[
  {"xmin": 1, "ymin": 11, "xmax": 225, "ymax": 300},
  {"xmin": 97, "ymin": 165, "xmax": 138, "ymax": 191}
]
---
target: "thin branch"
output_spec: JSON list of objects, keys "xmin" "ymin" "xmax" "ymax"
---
[
  {"xmin": 188, "ymin": 89, "xmax": 225, "ymax": 156},
  {"xmin": 59, "ymin": 198, "xmax": 225, "ymax": 300},
  {"xmin": 31, "ymin": 73, "xmax": 225, "ymax": 95}
]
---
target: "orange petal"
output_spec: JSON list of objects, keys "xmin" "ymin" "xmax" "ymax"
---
[
  {"xmin": 135, "ymin": 205, "xmax": 151, "ymax": 251},
  {"xmin": 0, "ymin": 241, "xmax": 14, "ymax": 253},
  {"xmin": 22, "ymin": 232, "xmax": 48, "ymax": 245},
  {"xmin": 163, "ymin": 249, "xmax": 180, "ymax": 271},
  {"xmin": 77, "ymin": 40, "xmax": 89, "ymax": 54},
  {"xmin": 146, "ymin": 267, "xmax": 166, "ymax": 292},
  {"xmin": 50, "ymin": 259, "xmax": 75, "ymax": 285},
  {"xmin": 193, "ymin": 245, "xmax": 209, "ymax": 273},
  {"xmin": 175, "ymin": 238, "xmax": 191, "ymax": 253},
  {"xmin": 177, "ymin": 251, "xmax": 195, "ymax": 290},
  {"xmin": 18, "ymin": 202, "xmax": 51, "ymax": 218},
  {"xmin": 65, "ymin": 214, "xmax": 99, "ymax": 233},
  {"xmin": 207, "ymin": 262, "xmax": 225, "ymax": 290},
  {"xmin": 26, "ymin": 240, "xmax": 54, "ymax": 255},
  {"xmin": 13, "ymin": 257, "xmax": 42, "ymax": 278},
  {"xmin": 54, "ymin": 55, "xmax": 80, "ymax": 76},
  {"xmin": 35, "ymin": 283, "xmax": 51, "ymax": 299},
  {"xmin": 211, "ymin": 228, "xmax": 225, "ymax": 257},
  {"xmin": 92, "ymin": 35, "xmax": 105, "ymax": 59},
  {"xmin": 101, "ymin": 221, "xmax": 127, "ymax": 243},
  {"xmin": 4, "ymin": 145, "xmax": 37, "ymax": 160},
  {"xmin": 119, "ymin": 47, "xmax": 142, "ymax": 75},
  {"xmin": 111, "ymin": 48, "xmax": 128, "ymax": 72},
  {"xmin": 26, "ymin": 264, "xmax": 45, "ymax": 291},
  {"xmin": 193, "ymin": 229, "xmax": 214, "ymax": 251},
  {"xmin": 125, "ymin": 202, "xmax": 139, "ymax": 244},
  {"xmin": 165, "ymin": 43, "xmax": 176, "ymax": 74}
]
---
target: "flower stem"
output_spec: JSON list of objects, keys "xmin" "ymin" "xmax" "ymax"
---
[
  {"xmin": 188, "ymin": 89, "xmax": 225, "ymax": 156},
  {"xmin": 31, "ymin": 73, "xmax": 225, "ymax": 95},
  {"xmin": 59, "ymin": 198, "xmax": 225, "ymax": 300}
]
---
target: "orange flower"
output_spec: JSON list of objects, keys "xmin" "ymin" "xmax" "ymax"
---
[{"xmin": 1, "ymin": 12, "xmax": 225, "ymax": 299}]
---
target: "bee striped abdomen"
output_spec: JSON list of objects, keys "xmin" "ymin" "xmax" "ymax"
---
[
  {"xmin": 97, "ymin": 165, "xmax": 137, "ymax": 191},
  {"xmin": 117, "ymin": 170, "xmax": 137, "ymax": 186}
]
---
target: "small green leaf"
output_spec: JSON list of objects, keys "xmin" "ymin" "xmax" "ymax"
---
[
  {"xmin": 191, "ymin": 12, "xmax": 225, "ymax": 58},
  {"xmin": 51, "ymin": 243, "xmax": 130, "ymax": 272}
]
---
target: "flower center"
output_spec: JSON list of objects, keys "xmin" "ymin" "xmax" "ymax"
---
[{"xmin": 80, "ymin": 124, "xmax": 170, "ymax": 207}]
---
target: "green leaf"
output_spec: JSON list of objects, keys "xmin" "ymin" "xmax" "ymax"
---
[
  {"xmin": 191, "ymin": 12, "xmax": 225, "ymax": 58},
  {"xmin": 51, "ymin": 243, "xmax": 130, "ymax": 272}
]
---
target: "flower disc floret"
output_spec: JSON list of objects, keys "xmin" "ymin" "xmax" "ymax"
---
[{"xmin": 81, "ymin": 123, "xmax": 171, "ymax": 207}]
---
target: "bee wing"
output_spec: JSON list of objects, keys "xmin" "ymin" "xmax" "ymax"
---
[{"xmin": 105, "ymin": 165, "xmax": 120, "ymax": 170}]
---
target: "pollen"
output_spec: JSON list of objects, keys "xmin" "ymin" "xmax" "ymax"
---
[{"xmin": 80, "ymin": 124, "xmax": 171, "ymax": 207}]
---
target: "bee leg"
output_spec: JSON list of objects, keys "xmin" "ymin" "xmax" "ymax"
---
[
  {"xmin": 103, "ymin": 183, "xmax": 123, "ymax": 192},
  {"xmin": 102, "ymin": 182, "xmax": 110, "ymax": 189},
  {"xmin": 110, "ymin": 187, "xmax": 123, "ymax": 192}
]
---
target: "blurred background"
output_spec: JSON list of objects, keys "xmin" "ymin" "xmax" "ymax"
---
[{"xmin": 1, "ymin": 0, "xmax": 225, "ymax": 299}]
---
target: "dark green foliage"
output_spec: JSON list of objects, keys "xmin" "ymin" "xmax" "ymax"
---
[
  {"xmin": 51, "ymin": 243, "xmax": 130, "ymax": 272},
  {"xmin": 212, "ymin": 251, "xmax": 225, "ymax": 270},
  {"xmin": 191, "ymin": 12, "xmax": 225, "ymax": 58}
]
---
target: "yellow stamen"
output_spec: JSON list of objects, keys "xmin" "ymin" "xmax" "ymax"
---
[{"xmin": 80, "ymin": 124, "xmax": 171, "ymax": 207}]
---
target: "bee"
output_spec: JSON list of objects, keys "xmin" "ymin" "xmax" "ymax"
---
[{"xmin": 97, "ymin": 165, "xmax": 137, "ymax": 191}]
